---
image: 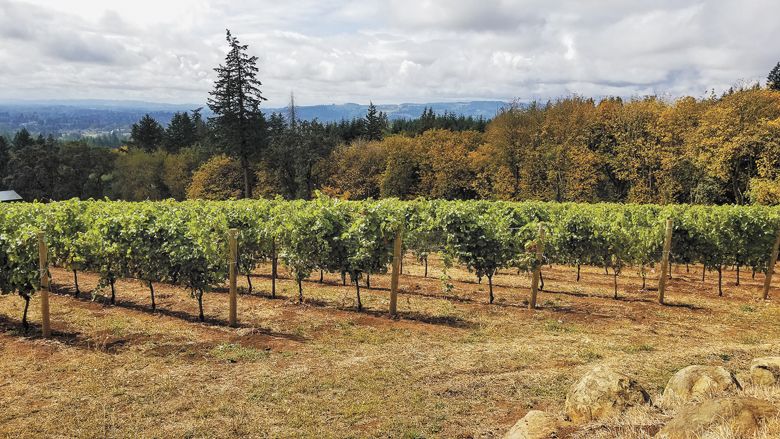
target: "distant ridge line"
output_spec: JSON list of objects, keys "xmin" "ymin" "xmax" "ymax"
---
[{"xmin": 0, "ymin": 100, "xmax": 509, "ymax": 134}]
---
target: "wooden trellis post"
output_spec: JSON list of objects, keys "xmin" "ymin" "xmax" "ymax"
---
[
  {"xmin": 271, "ymin": 238, "xmax": 277, "ymax": 299},
  {"xmin": 762, "ymin": 227, "xmax": 780, "ymax": 300},
  {"xmin": 389, "ymin": 229, "xmax": 402, "ymax": 317},
  {"xmin": 228, "ymin": 229, "xmax": 238, "ymax": 327},
  {"xmin": 658, "ymin": 219, "xmax": 673, "ymax": 304},
  {"xmin": 529, "ymin": 224, "xmax": 545, "ymax": 310},
  {"xmin": 38, "ymin": 232, "xmax": 51, "ymax": 338}
]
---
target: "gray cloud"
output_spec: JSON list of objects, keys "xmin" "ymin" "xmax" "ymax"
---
[
  {"xmin": 0, "ymin": 0, "xmax": 777, "ymax": 106},
  {"xmin": 382, "ymin": 0, "xmax": 546, "ymax": 31},
  {"xmin": 42, "ymin": 34, "xmax": 119, "ymax": 63}
]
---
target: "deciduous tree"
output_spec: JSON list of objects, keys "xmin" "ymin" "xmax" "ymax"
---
[{"xmin": 186, "ymin": 154, "xmax": 244, "ymax": 200}]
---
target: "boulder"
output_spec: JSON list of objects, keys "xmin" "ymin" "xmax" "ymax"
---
[
  {"xmin": 661, "ymin": 365, "xmax": 740, "ymax": 406},
  {"xmin": 564, "ymin": 365, "xmax": 651, "ymax": 423},
  {"xmin": 656, "ymin": 397, "xmax": 778, "ymax": 439},
  {"xmin": 750, "ymin": 357, "xmax": 780, "ymax": 386},
  {"xmin": 503, "ymin": 410, "xmax": 562, "ymax": 439}
]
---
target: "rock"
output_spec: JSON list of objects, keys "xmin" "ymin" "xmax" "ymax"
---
[
  {"xmin": 750, "ymin": 357, "xmax": 780, "ymax": 386},
  {"xmin": 661, "ymin": 365, "xmax": 740, "ymax": 406},
  {"xmin": 656, "ymin": 397, "xmax": 778, "ymax": 439},
  {"xmin": 503, "ymin": 410, "xmax": 562, "ymax": 439},
  {"xmin": 564, "ymin": 365, "xmax": 651, "ymax": 423}
]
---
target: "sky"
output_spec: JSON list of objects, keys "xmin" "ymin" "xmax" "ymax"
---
[{"xmin": 0, "ymin": 0, "xmax": 777, "ymax": 107}]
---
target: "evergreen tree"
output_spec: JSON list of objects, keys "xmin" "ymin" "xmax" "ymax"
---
[
  {"xmin": 0, "ymin": 137, "xmax": 7, "ymax": 184},
  {"xmin": 264, "ymin": 112, "xmax": 296, "ymax": 198},
  {"xmin": 131, "ymin": 114, "xmax": 165, "ymax": 152},
  {"xmin": 336, "ymin": 118, "xmax": 366, "ymax": 142},
  {"xmin": 3, "ymin": 134, "xmax": 59, "ymax": 200},
  {"xmin": 294, "ymin": 120, "xmax": 337, "ymax": 198},
  {"xmin": 191, "ymin": 108, "xmax": 206, "ymax": 135},
  {"xmin": 208, "ymin": 29, "xmax": 267, "ymax": 198},
  {"xmin": 266, "ymin": 98, "xmax": 302, "ymax": 199},
  {"xmin": 267, "ymin": 112, "xmax": 287, "ymax": 139},
  {"xmin": 54, "ymin": 142, "xmax": 115, "ymax": 199},
  {"xmin": 190, "ymin": 108, "xmax": 211, "ymax": 145},
  {"xmin": 262, "ymin": 97, "xmax": 339, "ymax": 199},
  {"xmin": 12, "ymin": 128, "xmax": 35, "ymax": 150},
  {"xmin": 365, "ymin": 101, "xmax": 384, "ymax": 141},
  {"xmin": 768, "ymin": 62, "xmax": 780, "ymax": 91},
  {"xmin": 164, "ymin": 111, "xmax": 196, "ymax": 153},
  {"xmin": 420, "ymin": 107, "xmax": 436, "ymax": 133}
]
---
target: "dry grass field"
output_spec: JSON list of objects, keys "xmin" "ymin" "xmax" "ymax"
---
[{"xmin": 1, "ymin": 256, "xmax": 779, "ymax": 438}]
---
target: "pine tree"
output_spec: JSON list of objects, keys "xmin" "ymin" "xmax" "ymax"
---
[
  {"xmin": 265, "ymin": 112, "xmax": 296, "ymax": 198},
  {"xmin": 190, "ymin": 108, "xmax": 210, "ymax": 144},
  {"xmin": 267, "ymin": 95, "xmax": 305, "ymax": 199},
  {"xmin": 164, "ymin": 112, "xmax": 196, "ymax": 153},
  {"xmin": 420, "ymin": 107, "xmax": 436, "ymax": 133},
  {"xmin": 131, "ymin": 114, "xmax": 165, "ymax": 152},
  {"xmin": 365, "ymin": 101, "xmax": 384, "ymax": 141},
  {"xmin": 768, "ymin": 62, "xmax": 780, "ymax": 91},
  {"xmin": 208, "ymin": 29, "xmax": 267, "ymax": 198},
  {"xmin": 12, "ymin": 128, "xmax": 35, "ymax": 150}
]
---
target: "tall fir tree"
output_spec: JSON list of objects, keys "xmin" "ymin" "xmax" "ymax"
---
[
  {"xmin": 365, "ymin": 101, "xmax": 384, "ymax": 141},
  {"xmin": 208, "ymin": 29, "xmax": 267, "ymax": 198},
  {"xmin": 131, "ymin": 114, "xmax": 165, "ymax": 152},
  {"xmin": 768, "ymin": 62, "xmax": 780, "ymax": 91}
]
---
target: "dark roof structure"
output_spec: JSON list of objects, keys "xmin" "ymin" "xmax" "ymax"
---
[{"xmin": 0, "ymin": 190, "xmax": 23, "ymax": 202}]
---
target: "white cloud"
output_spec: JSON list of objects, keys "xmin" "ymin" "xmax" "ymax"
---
[{"xmin": 0, "ymin": 0, "xmax": 777, "ymax": 106}]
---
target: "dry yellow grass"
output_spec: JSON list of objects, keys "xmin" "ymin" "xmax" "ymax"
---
[
  {"xmin": 573, "ymin": 386, "xmax": 780, "ymax": 438},
  {"xmin": 0, "ymin": 257, "xmax": 779, "ymax": 438}
]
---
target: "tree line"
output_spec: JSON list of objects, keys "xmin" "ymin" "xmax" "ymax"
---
[
  {"xmin": 340, "ymin": 86, "xmax": 780, "ymax": 206},
  {"xmin": 2, "ymin": 29, "xmax": 780, "ymax": 206},
  {"xmin": 0, "ymin": 111, "xmax": 486, "ymax": 204}
]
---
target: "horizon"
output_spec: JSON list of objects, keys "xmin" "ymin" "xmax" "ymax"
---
[
  {"xmin": 0, "ymin": 97, "xmax": 507, "ymax": 108},
  {"xmin": 1, "ymin": 0, "xmax": 777, "ymax": 107}
]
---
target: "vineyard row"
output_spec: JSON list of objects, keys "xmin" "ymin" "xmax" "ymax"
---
[{"xmin": 1, "ymin": 197, "xmax": 780, "ymax": 332}]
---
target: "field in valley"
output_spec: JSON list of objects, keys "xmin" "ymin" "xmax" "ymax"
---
[{"xmin": 1, "ymin": 256, "xmax": 779, "ymax": 438}]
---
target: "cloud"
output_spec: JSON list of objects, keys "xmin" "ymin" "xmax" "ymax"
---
[
  {"xmin": 383, "ymin": 0, "xmax": 545, "ymax": 32},
  {"xmin": 0, "ymin": 0, "xmax": 777, "ymax": 106}
]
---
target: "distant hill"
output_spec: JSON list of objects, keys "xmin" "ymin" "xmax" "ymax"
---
[
  {"xmin": 263, "ymin": 101, "xmax": 507, "ymax": 122},
  {"xmin": 0, "ymin": 99, "xmax": 506, "ymax": 137},
  {"xmin": 0, "ymin": 100, "xmax": 200, "ymax": 138}
]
